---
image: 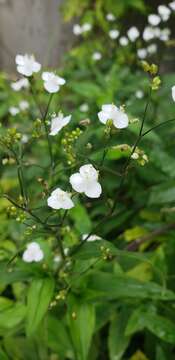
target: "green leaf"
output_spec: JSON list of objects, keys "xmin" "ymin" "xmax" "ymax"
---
[
  {"xmin": 149, "ymin": 181, "xmax": 175, "ymax": 205},
  {"xmin": 126, "ymin": 305, "xmax": 175, "ymax": 344},
  {"xmin": 67, "ymin": 295, "xmax": 95, "ymax": 360},
  {"xmin": 84, "ymin": 272, "xmax": 175, "ymax": 301},
  {"xmin": 26, "ymin": 277, "xmax": 54, "ymax": 336},
  {"xmin": 69, "ymin": 203, "xmax": 92, "ymax": 234},
  {"xmin": 108, "ymin": 309, "xmax": 130, "ymax": 360},
  {"xmin": 0, "ymin": 303, "xmax": 26, "ymax": 330},
  {"xmin": 47, "ymin": 315, "xmax": 73, "ymax": 357}
]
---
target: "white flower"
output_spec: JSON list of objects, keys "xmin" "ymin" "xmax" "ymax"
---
[
  {"xmin": 73, "ymin": 24, "xmax": 82, "ymax": 35},
  {"xmin": 49, "ymin": 112, "xmax": 71, "ymax": 136},
  {"xmin": 47, "ymin": 188, "xmax": 74, "ymax": 210},
  {"xmin": 79, "ymin": 103, "xmax": 89, "ymax": 112},
  {"xmin": 82, "ymin": 23, "xmax": 92, "ymax": 32},
  {"xmin": 143, "ymin": 26, "xmax": 157, "ymax": 41},
  {"xmin": 22, "ymin": 242, "xmax": 44, "ymax": 263},
  {"xmin": 158, "ymin": 5, "xmax": 171, "ymax": 21},
  {"xmin": 19, "ymin": 100, "xmax": 29, "ymax": 111},
  {"xmin": 42, "ymin": 72, "xmax": 66, "ymax": 93},
  {"xmin": 169, "ymin": 1, "xmax": 175, "ymax": 10},
  {"xmin": 127, "ymin": 27, "xmax": 140, "ymax": 42},
  {"xmin": 9, "ymin": 106, "xmax": 20, "ymax": 116},
  {"xmin": 148, "ymin": 14, "xmax": 161, "ymax": 26},
  {"xmin": 135, "ymin": 90, "xmax": 144, "ymax": 99},
  {"xmin": 119, "ymin": 36, "xmax": 129, "ymax": 46},
  {"xmin": 131, "ymin": 152, "xmax": 139, "ymax": 160},
  {"xmin": 159, "ymin": 28, "xmax": 171, "ymax": 41},
  {"xmin": 109, "ymin": 29, "xmax": 120, "ymax": 39},
  {"xmin": 92, "ymin": 52, "xmax": 102, "ymax": 61},
  {"xmin": 147, "ymin": 43, "xmax": 157, "ymax": 54},
  {"xmin": 98, "ymin": 104, "xmax": 129, "ymax": 129},
  {"xmin": 11, "ymin": 78, "xmax": 29, "ymax": 91},
  {"xmin": 15, "ymin": 54, "xmax": 41, "ymax": 77},
  {"xmin": 21, "ymin": 134, "xmax": 29, "ymax": 144},
  {"xmin": 106, "ymin": 13, "xmax": 116, "ymax": 21},
  {"xmin": 70, "ymin": 164, "xmax": 102, "ymax": 199},
  {"xmin": 172, "ymin": 86, "xmax": 175, "ymax": 101},
  {"xmin": 82, "ymin": 234, "xmax": 101, "ymax": 241},
  {"xmin": 137, "ymin": 48, "xmax": 147, "ymax": 59},
  {"xmin": 54, "ymin": 254, "xmax": 62, "ymax": 263}
]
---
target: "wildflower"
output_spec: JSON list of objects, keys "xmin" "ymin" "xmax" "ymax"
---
[
  {"xmin": 19, "ymin": 100, "xmax": 29, "ymax": 111},
  {"xmin": 106, "ymin": 13, "xmax": 116, "ymax": 21},
  {"xmin": 92, "ymin": 52, "xmax": 102, "ymax": 61},
  {"xmin": 137, "ymin": 48, "xmax": 147, "ymax": 59},
  {"xmin": 169, "ymin": 1, "xmax": 175, "ymax": 10},
  {"xmin": 158, "ymin": 5, "xmax": 171, "ymax": 21},
  {"xmin": 73, "ymin": 24, "xmax": 82, "ymax": 35},
  {"xmin": 147, "ymin": 43, "xmax": 157, "ymax": 55},
  {"xmin": 127, "ymin": 27, "xmax": 140, "ymax": 42},
  {"xmin": 82, "ymin": 23, "xmax": 92, "ymax": 32},
  {"xmin": 9, "ymin": 106, "xmax": 20, "ymax": 116},
  {"xmin": 148, "ymin": 14, "xmax": 161, "ymax": 26},
  {"xmin": 119, "ymin": 36, "xmax": 129, "ymax": 46},
  {"xmin": 98, "ymin": 104, "xmax": 129, "ymax": 129},
  {"xmin": 159, "ymin": 28, "xmax": 171, "ymax": 41},
  {"xmin": 11, "ymin": 78, "xmax": 29, "ymax": 91},
  {"xmin": 143, "ymin": 26, "xmax": 157, "ymax": 41},
  {"xmin": 22, "ymin": 242, "xmax": 44, "ymax": 262},
  {"xmin": 15, "ymin": 54, "xmax": 41, "ymax": 76},
  {"xmin": 79, "ymin": 103, "xmax": 89, "ymax": 112},
  {"xmin": 172, "ymin": 86, "xmax": 175, "ymax": 101},
  {"xmin": 47, "ymin": 188, "xmax": 74, "ymax": 210},
  {"xmin": 70, "ymin": 164, "xmax": 102, "ymax": 198},
  {"xmin": 109, "ymin": 29, "xmax": 120, "ymax": 39},
  {"xmin": 135, "ymin": 90, "xmax": 144, "ymax": 99},
  {"xmin": 21, "ymin": 134, "xmax": 29, "ymax": 144},
  {"xmin": 42, "ymin": 72, "xmax": 65, "ymax": 93},
  {"xmin": 49, "ymin": 112, "xmax": 71, "ymax": 135}
]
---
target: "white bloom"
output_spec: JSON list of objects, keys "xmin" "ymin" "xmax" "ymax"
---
[
  {"xmin": 92, "ymin": 52, "xmax": 102, "ymax": 61},
  {"xmin": 172, "ymin": 86, "xmax": 175, "ymax": 101},
  {"xmin": 21, "ymin": 134, "xmax": 29, "ymax": 144},
  {"xmin": 109, "ymin": 29, "xmax": 120, "ymax": 39},
  {"xmin": 70, "ymin": 164, "xmax": 102, "ymax": 199},
  {"xmin": 98, "ymin": 104, "xmax": 128, "ymax": 129},
  {"xmin": 22, "ymin": 242, "xmax": 44, "ymax": 263},
  {"xmin": 135, "ymin": 90, "xmax": 144, "ymax": 99},
  {"xmin": 47, "ymin": 188, "xmax": 74, "ymax": 210},
  {"xmin": 82, "ymin": 23, "xmax": 92, "ymax": 32},
  {"xmin": 169, "ymin": 1, "xmax": 175, "ymax": 10},
  {"xmin": 158, "ymin": 5, "xmax": 171, "ymax": 21},
  {"xmin": 147, "ymin": 43, "xmax": 157, "ymax": 54},
  {"xmin": 143, "ymin": 26, "xmax": 158, "ymax": 41},
  {"xmin": 148, "ymin": 14, "xmax": 161, "ymax": 26},
  {"xmin": 82, "ymin": 234, "xmax": 101, "ymax": 241},
  {"xmin": 11, "ymin": 78, "xmax": 29, "ymax": 91},
  {"xmin": 42, "ymin": 72, "xmax": 65, "ymax": 93},
  {"xmin": 49, "ymin": 112, "xmax": 71, "ymax": 136},
  {"xmin": 15, "ymin": 54, "xmax": 41, "ymax": 77},
  {"xmin": 106, "ymin": 13, "xmax": 116, "ymax": 21},
  {"xmin": 73, "ymin": 24, "xmax": 82, "ymax": 35},
  {"xmin": 79, "ymin": 103, "xmax": 89, "ymax": 112},
  {"xmin": 137, "ymin": 48, "xmax": 147, "ymax": 59},
  {"xmin": 131, "ymin": 152, "xmax": 139, "ymax": 160},
  {"xmin": 127, "ymin": 27, "xmax": 140, "ymax": 42},
  {"xmin": 9, "ymin": 106, "xmax": 19, "ymax": 116},
  {"xmin": 19, "ymin": 100, "xmax": 29, "ymax": 111},
  {"xmin": 159, "ymin": 28, "xmax": 171, "ymax": 41},
  {"xmin": 54, "ymin": 254, "xmax": 62, "ymax": 263},
  {"xmin": 119, "ymin": 36, "xmax": 129, "ymax": 46}
]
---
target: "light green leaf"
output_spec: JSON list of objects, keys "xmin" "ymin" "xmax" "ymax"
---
[
  {"xmin": 108, "ymin": 310, "xmax": 130, "ymax": 360},
  {"xmin": 26, "ymin": 277, "xmax": 54, "ymax": 336},
  {"xmin": 67, "ymin": 295, "xmax": 95, "ymax": 360}
]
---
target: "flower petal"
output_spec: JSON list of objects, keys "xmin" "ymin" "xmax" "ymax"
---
[
  {"xmin": 69, "ymin": 173, "xmax": 85, "ymax": 192},
  {"xmin": 84, "ymin": 181, "xmax": 102, "ymax": 198}
]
